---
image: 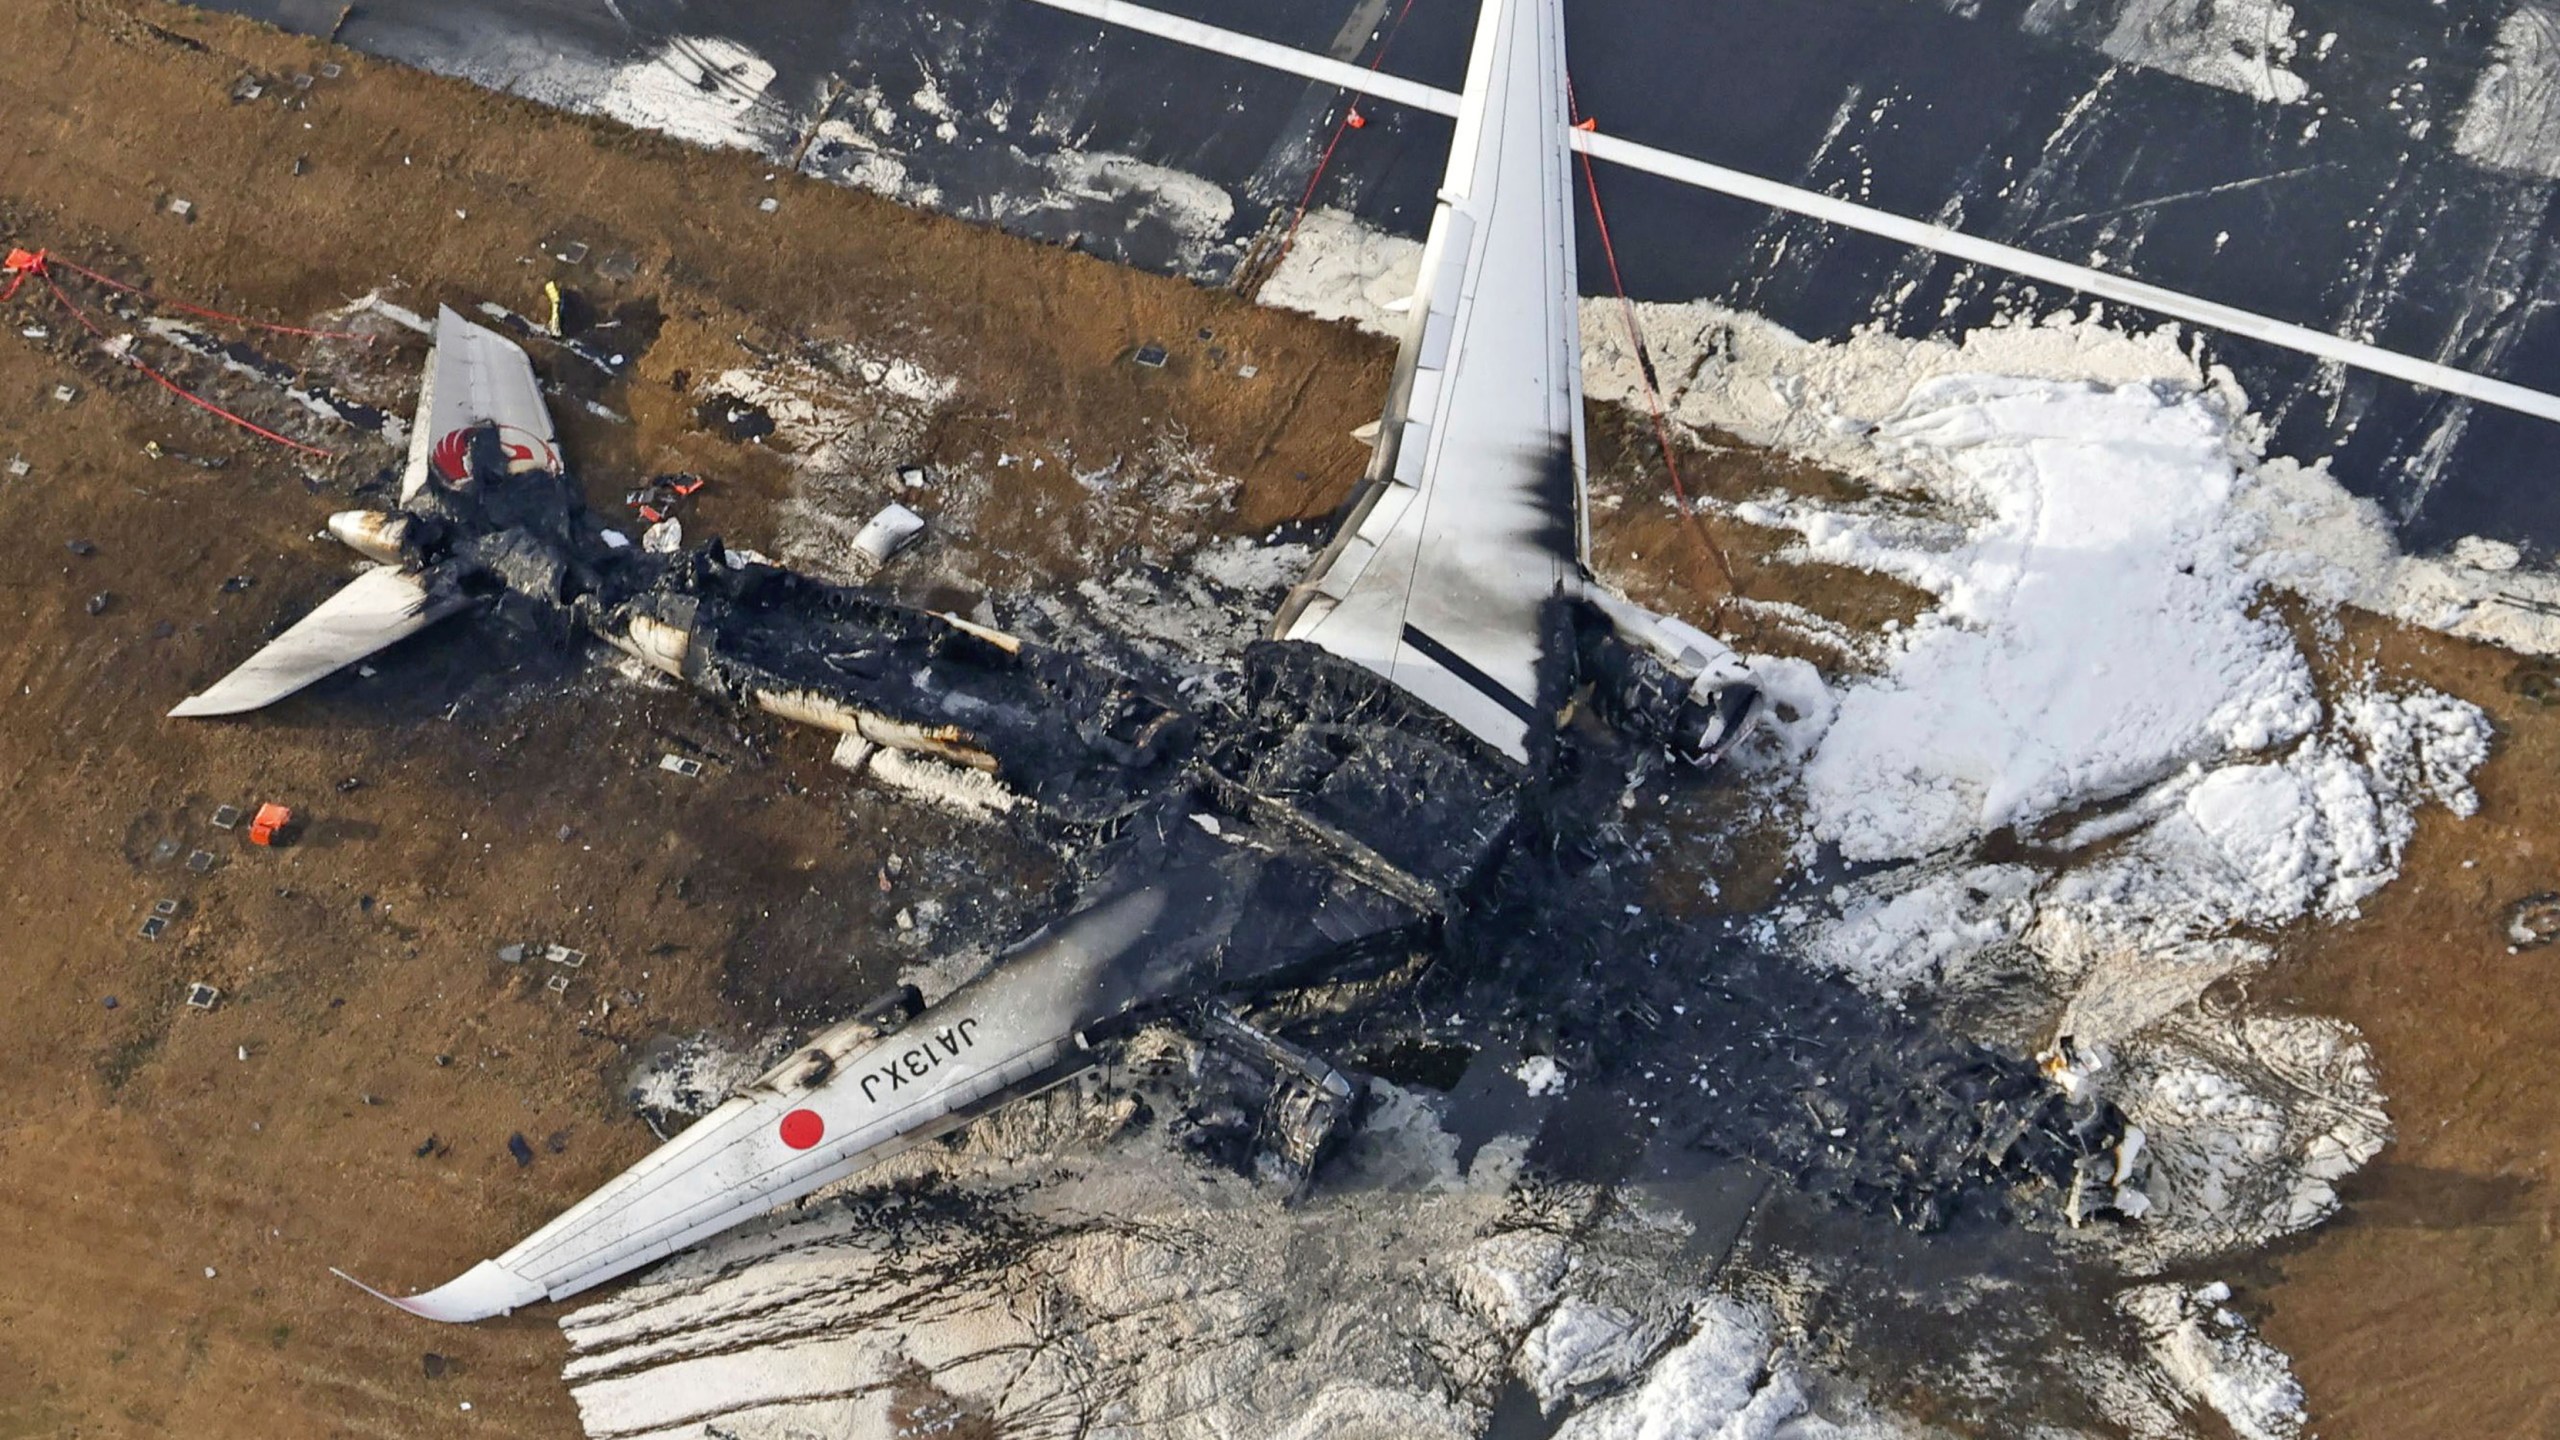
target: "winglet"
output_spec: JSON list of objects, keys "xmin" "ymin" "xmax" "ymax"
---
[{"xmin": 330, "ymin": 1260, "xmax": 546, "ymax": 1323}]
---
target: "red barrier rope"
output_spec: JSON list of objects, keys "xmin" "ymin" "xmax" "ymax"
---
[
  {"xmin": 1564, "ymin": 97, "xmax": 1741, "ymax": 602},
  {"xmin": 1263, "ymin": 0, "xmax": 1423, "ymax": 278},
  {"xmin": 43, "ymin": 254, "xmax": 375, "ymax": 342},
  {"xmin": 5, "ymin": 248, "xmax": 339, "ymax": 459}
]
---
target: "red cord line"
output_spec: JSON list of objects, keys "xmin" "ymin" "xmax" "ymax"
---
[
  {"xmin": 44, "ymin": 254, "xmax": 374, "ymax": 342},
  {"xmin": 1567, "ymin": 91, "xmax": 1741, "ymax": 601},
  {"xmin": 10, "ymin": 253, "xmax": 339, "ymax": 459},
  {"xmin": 1265, "ymin": 0, "xmax": 1423, "ymax": 278}
]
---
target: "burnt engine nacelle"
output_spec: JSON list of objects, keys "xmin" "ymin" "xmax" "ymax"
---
[{"xmin": 1578, "ymin": 590, "xmax": 1763, "ymax": 768}]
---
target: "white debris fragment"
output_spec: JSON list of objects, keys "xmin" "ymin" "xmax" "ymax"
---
[
  {"xmin": 829, "ymin": 734, "xmax": 877, "ymax": 773},
  {"xmin": 850, "ymin": 502, "xmax": 926, "ymax": 564},
  {"xmin": 1515, "ymin": 1055, "xmax": 1568, "ymax": 1097},
  {"xmin": 598, "ymin": 528, "xmax": 632, "ymax": 550},
  {"xmin": 639, "ymin": 517, "xmax": 683, "ymax": 554},
  {"xmin": 868, "ymin": 748, "xmax": 1019, "ymax": 817}
]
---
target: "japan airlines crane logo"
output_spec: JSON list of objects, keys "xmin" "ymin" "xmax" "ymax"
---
[{"xmin": 430, "ymin": 424, "xmax": 558, "ymax": 483}]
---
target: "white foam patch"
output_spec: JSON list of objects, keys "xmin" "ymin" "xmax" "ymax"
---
[
  {"xmin": 1254, "ymin": 208, "xmax": 1426, "ymax": 332},
  {"xmin": 1017, "ymin": 152, "xmax": 1237, "ymax": 274},
  {"xmin": 2119, "ymin": 1282, "xmax": 2309, "ymax": 1440},
  {"xmin": 2455, "ymin": 2, "xmax": 2560, "ymax": 180},
  {"xmin": 1553, "ymin": 1297, "xmax": 1800, "ymax": 1440},
  {"xmin": 2093, "ymin": 0, "xmax": 2311, "ymax": 105},
  {"xmin": 593, "ymin": 37, "xmax": 789, "ymax": 153},
  {"xmin": 560, "ymin": 1083, "xmax": 1923, "ymax": 1440},
  {"xmin": 1760, "ymin": 377, "xmax": 2320, "ymax": 861}
]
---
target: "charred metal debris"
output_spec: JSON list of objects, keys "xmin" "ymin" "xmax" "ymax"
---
[{"xmin": 370, "ymin": 426, "xmax": 2133, "ymax": 1232}]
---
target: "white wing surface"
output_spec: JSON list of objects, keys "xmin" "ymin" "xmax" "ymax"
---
[
  {"xmin": 338, "ymin": 890, "xmax": 1169, "ymax": 1322},
  {"xmin": 1275, "ymin": 0, "xmax": 1584, "ymax": 762},
  {"xmin": 168, "ymin": 566, "xmax": 463, "ymax": 718}
]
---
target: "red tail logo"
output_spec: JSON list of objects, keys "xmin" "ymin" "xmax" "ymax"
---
[{"xmin": 430, "ymin": 424, "xmax": 558, "ymax": 483}]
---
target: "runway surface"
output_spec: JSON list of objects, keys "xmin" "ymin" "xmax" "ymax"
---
[{"xmin": 208, "ymin": 0, "xmax": 2560, "ymax": 554}]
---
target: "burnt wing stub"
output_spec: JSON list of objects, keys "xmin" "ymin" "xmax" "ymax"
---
[{"xmin": 601, "ymin": 551, "xmax": 1196, "ymax": 821}]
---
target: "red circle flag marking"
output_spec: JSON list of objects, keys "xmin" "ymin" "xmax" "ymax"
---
[{"xmin": 778, "ymin": 1109, "xmax": 825, "ymax": 1150}]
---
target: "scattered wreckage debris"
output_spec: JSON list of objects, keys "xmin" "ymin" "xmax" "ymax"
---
[
  {"xmin": 194, "ymin": 294, "xmax": 2120, "ymax": 1321},
  {"xmin": 183, "ymin": 0, "xmax": 2138, "ymax": 1313},
  {"xmin": 4, "ymin": 244, "xmax": 379, "ymax": 460},
  {"xmin": 246, "ymin": 802, "xmax": 293, "ymax": 847},
  {"xmin": 2504, "ymin": 893, "xmax": 2560, "ymax": 949}
]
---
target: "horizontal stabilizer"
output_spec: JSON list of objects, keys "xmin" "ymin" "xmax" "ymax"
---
[{"xmin": 169, "ymin": 566, "xmax": 463, "ymax": 718}]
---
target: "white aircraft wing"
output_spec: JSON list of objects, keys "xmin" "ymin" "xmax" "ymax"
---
[
  {"xmin": 168, "ymin": 566, "xmax": 465, "ymax": 718},
  {"xmin": 1273, "ymin": 0, "xmax": 1584, "ymax": 764},
  {"xmin": 400, "ymin": 304, "xmax": 563, "ymax": 505},
  {"xmin": 339, "ymin": 889, "xmax": 1170, "ymax": 1322}
]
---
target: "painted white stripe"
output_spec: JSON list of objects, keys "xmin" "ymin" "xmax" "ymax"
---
[
  {"xmin": 1023, "ymin": 0, "xmax": 1459, "ymax": 115},
  {"xmin": 1572, "ymin": 131, "xmax": 2560, "ymax": 425},
  {"xmin": 1016, "ymin": 0, "xmax": 2560, "ymax": 427}
]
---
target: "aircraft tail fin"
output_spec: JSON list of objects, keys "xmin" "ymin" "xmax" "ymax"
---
[{"xmin": 169, "ymin": 565, "xmax": 466, "ymax": 718}]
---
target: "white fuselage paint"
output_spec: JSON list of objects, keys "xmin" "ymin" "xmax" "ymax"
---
[{"xmin": 1016, "ymin": 0, "xmax": 2560, "ymax": 428}]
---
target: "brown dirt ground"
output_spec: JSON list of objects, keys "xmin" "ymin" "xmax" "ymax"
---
[
  {"xmin": 2248, "ymin": 610, "xmax": 2560, "ymax": 1440},
  {"xmin": 0, "ymin": 2, "xmax": 2550, "ymax": 1437}
]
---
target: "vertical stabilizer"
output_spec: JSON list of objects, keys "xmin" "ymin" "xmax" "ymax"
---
[{"xmin": 400, "ymin": 306, "xmax": 562, "ymax": 505}]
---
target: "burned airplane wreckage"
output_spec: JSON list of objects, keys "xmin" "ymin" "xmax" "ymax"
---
[{"xmin": 171, "ymin": 0, "xmax": 2136, "ymax": 1325}]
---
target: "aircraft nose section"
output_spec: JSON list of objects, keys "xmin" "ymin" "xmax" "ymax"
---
[{"xmin": 333, "ymin": 1259, "xmax": 548, "ymax": 1323}]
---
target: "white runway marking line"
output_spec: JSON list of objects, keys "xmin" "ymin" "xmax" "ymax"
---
[{"xmin": 1018, "ymin": 0, "xmax": 2560, "ymax": 428}]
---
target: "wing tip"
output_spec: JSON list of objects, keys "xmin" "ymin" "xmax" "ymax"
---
[{"xmin": 330, "ymin": 1261, "xmax": 544, "ymax": 1323}]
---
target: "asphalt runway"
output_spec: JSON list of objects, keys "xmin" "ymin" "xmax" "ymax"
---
[{"xmin": 208, "ymin": 0, "xmax": 2560, "ymax": 554}]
